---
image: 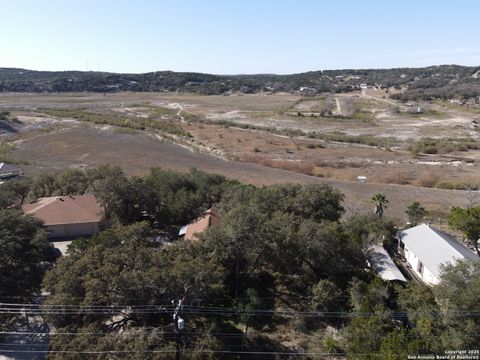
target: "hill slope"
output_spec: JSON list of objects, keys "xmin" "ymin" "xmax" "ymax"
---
[{"xmin": 1, "ymin": 65, "xmax": 479, "ymax": 100}]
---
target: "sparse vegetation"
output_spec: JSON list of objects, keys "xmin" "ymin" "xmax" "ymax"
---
[
  {"xmin": 436, "ymin": 181, "xmax": 479, "ymax": 191},
  {"xmin": 381, "ymin": 168, "xmax": 410, "ymax": 185},
  {"xmin": 351, "ymin": 109, "xmax": 374, "ymax": 122},
  {"xmin": 113, "ymin": 127, "xmax": 138, "ymax": 135},
  {"xmin": 38, "ymin": 108, "xmax": 192, "ymax": 138},
  {"xmin": 416, "ymin": 171, "xmax": 440, "ymax": 188},
  {"xmin": 147, "ymin": 105, "xmax": 177, "ymax": 116},
  {"xmin": 410, "ymin": 137, "xmax": 480, "ymax": 155},
  {"xmin": 315, "ymin": 131, "xmax": 396, "ymax": 148},
  {"xmin": 0, "ymin": 141, "xmax": 26, "ymax": 164}
]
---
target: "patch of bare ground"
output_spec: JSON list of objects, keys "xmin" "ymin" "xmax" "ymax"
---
[
  {"xmin": 9, "ymin": 124, "xmax": 473, "ymax": 223},
  {"xmin": 184, "ymin": 121, "xmax": 480, "ymax": 188},
  {"xmin": 3, "ymin": 92, "xmax": 480, "ymax": 224}
]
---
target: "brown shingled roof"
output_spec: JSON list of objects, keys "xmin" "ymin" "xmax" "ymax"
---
[
  {"xmin": 22, "ymin": 194, "xmax": 103, "ymax": 225},
  {"xmin": 184, "ymin": 209, "xmax": 222, "ymax": 241}
]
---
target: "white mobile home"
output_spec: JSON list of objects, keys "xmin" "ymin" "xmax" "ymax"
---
[{"xmin": 398, "ymin": 224, "xmax": 479, "ymax": 285}]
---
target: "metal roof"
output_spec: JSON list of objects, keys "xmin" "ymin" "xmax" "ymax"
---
[
  {"xmin": 0, "ymin": 162, "xmax": 22, "ymax": 175},
  {"xmin": 178, "ymin": 225, "xmax": 187, "ymax": 236},
  {"xmin": 365, "ymin": 244, "xmax": 407, "ymax": 282},
  {"xmin": 400, "ymin": 224, "xmax": 479, "ymax": 279}
]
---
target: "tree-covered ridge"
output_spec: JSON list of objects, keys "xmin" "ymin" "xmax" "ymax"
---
[{"xmin": 1, "ymin": 65, "xmax": 479, "ymax": 99}]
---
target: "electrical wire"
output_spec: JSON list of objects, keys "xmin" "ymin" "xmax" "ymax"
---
[
  {"xmin": 0, "ymin": 348, "xmax": 386, "ymax": 356},
  {"xmin": 1, "ymin": 330, "xmax": 479, "ymax": 339},
  {"xmin": 1, "ymin": 303, "xmax": 479, "ymax": 318}
]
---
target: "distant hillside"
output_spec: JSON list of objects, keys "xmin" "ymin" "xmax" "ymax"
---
[{"xmin": 1, "ymin": 65, "xmax": 479, "ymax": 100}]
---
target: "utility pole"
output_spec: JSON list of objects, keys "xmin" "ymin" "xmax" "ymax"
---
[{"xmin": 172, "ymin": 296, "xmax": 185, "ymax": 360}]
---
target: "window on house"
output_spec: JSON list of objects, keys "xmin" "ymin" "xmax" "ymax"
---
[{"xmin": 417, "ymin": 261, "xmax": 424, "ymax": 274}]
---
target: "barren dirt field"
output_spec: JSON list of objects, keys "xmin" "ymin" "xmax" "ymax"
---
[
  {"xmin": 2, "ymin": 92, "xmax": 480, "ymax": 223},
  {"xmin": 9, "ymin": 125, "xmax": 471, "ymax": 222}
]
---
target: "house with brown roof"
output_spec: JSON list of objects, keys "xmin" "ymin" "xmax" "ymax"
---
[
  {"xmin": 179, "ymin": 209, "xmax": 222, "ymax": 241},
  {"xmin": 22, "ymin": 194, "xmax": 103, "ymax": 239}
]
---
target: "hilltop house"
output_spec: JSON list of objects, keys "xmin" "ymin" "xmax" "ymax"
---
[
  {"xmin": 179, "ymin": 209, "xmax": 222, "ymax": 241},
  {"xmin": 22, "ymin": 194, "xmax": 103, "ymax": 239},
  {"xmin": 398, "ymin": 224, "xmax": 479, "ymax": 285}
]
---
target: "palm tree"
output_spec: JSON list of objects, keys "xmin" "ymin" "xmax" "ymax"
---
[{"xmin": 371, "ymin": 193, "xmax": 389, "ymax": 218}]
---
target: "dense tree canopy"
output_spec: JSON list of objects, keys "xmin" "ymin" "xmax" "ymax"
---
[
  {"xmin": 0, "ymin": 209, "xmax": 54, "ymax": 330},
  {"xmin": 1, "ymin": 166, "xmax": 479, "ymax": 358},
  {"xmin": 37, "ymin": 171, "xmax": 398, "ymax": 358},
  {"xmin": 1, "ymin": 65, "xmax": 479, "ymax": 100},
  {"xmin": 0, "ymin": 210, "xmax": 53, "ymax": 298}
]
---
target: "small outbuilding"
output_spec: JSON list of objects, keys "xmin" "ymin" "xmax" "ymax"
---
[
  {"xmin": 0, "ymin": 162, "xmax": 23, "ymax": 179},
  {"xmin": 179, "ymin": 209, "xmax": 222, "ymax": 241},
  {"xmin": 365, "ymin": 244, "xmax": 407, "ymax": 282},
  {"xmin": 22, "ymin": 194, "xmax": 103, "ymax": 239},
  {"xmin": 398, "ymin": 224, "xmax": 479, "ymax": 285}
]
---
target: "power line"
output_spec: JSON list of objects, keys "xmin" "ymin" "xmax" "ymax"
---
[
  {"xmin": 0, "ymin": 294, "xmax": 335, "ymax": 301},
  {"xmin": 0, "ymin": 348, "xmax": 385, "ymax": 356},
  {"xmin": 1, "ymin": 307, "xmax": 480, "ymax": 318},
  {"xmin": 1, "ymin": 330, "xmax": 479, "ymax": 339}
]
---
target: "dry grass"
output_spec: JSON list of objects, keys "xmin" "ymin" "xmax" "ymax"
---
[
  {"xmin": 379, "ymin": 169, "xmax": 411, "ymax": 185},
  {"xmin": 241, "ymin": 153, "xmax": 315, "ymax": 175},
  {"xmin": 416, "ymin": 171, "xmax": 440, "ymax": 188},
  {"xmin": 2, "ymin": 91, "xmax": 479, "ymax": 229}
]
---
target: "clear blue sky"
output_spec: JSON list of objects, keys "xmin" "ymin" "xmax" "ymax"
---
[{"xmin": 1, "ymin": 0, "xmax": 479, "ymax": 74}]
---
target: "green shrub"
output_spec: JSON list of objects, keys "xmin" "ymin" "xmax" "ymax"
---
[
  {"xmin": 436, "ymin": 181, "xmax": 479, "ymax": 190},
  {"xmin": 412, "ymin": 137, "xmax": 480, "ymax": 155},
  {"xmin": 39, "ymin": 108, "xmax": 189, "ymax": 137}
]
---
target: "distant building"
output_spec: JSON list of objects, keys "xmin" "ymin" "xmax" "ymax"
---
[
  {"xmin": 398, "ymin": 224, "xmax": 479, "ymax": 285},
  {"xmin": 22, "ymin": 194, "xmax": 103, "ymax": 239},
  {"xmin": 357, "ymin": 175, "xmax": 367, "ymax": 183},
  {"xmin": 179, "ymin": 209, "xmax": 222, "ymax": 241},
  {"xmin": 0, "ymin": 162, "xmax": 23, "ymax": 179},
  {"xmin": 299, "ymin": 87, "xmax": 316, "ymax": 96}
]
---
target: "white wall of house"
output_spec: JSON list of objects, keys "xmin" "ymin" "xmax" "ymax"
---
[
  {"xmin": 422, "ymin": 266, "xmax": 440, "ymax": 285},
  {"xmin": 404, "ymin": 244, "xmax": 418, "ymax": 271},
  {"xmin": 46, "ymin": 222, "xmax": 99, "ymax": 239},
  {"xmin": 403, "ymin": 244, "xmax": 440, "ymax": 285}
]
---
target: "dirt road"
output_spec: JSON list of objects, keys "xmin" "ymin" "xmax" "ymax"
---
[
  {"xmin": 334, "ymin": 98, "xmax": 342, "ymax": 116},
  {"xmin": 362, "ymin": 88, "xmax": 408, "ymax": 110},
  {"xmin": 168, "ymin": 102, "xmax": 196, "ymax": 123}
]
